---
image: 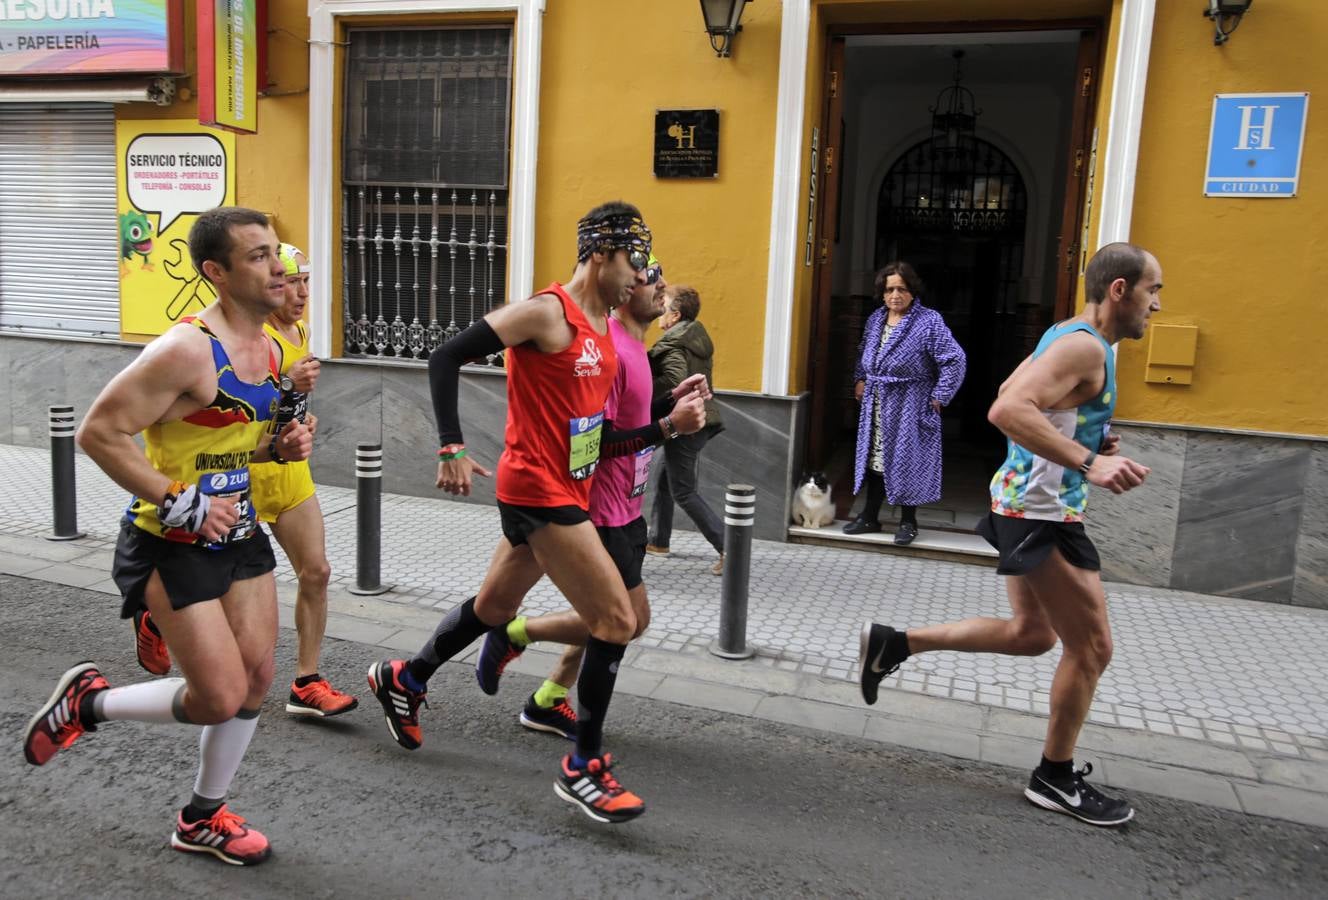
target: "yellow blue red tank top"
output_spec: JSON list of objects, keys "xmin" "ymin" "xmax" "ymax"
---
[{"xmin": 125, "ymin": 317, "xmax": 282, "ymax": 546}]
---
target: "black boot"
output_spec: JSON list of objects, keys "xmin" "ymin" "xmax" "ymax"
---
[{"xmin": 843, "ymin": 516, "xmax": 882, "ymax": 535}]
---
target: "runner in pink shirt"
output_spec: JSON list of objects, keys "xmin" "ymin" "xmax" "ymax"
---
[{"xmin": 471, "ymin": 256, "xmax": 711, "ymax": 741}]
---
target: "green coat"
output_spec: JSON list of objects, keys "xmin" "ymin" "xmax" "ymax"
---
[{"xmin": 649, "ymin": 318, "xmax": 723, "ymax": 430}]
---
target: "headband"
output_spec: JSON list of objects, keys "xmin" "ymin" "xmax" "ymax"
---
[{"xmin": 576, "ymin": 212, "xmax": 652, "ymax": 262}]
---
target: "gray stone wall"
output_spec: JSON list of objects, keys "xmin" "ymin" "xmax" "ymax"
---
[{"xmin": 1090, "ymin": 423, "xmax": 1327, "ymax": 608}]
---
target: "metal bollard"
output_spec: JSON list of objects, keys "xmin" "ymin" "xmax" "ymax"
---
[
  {"xmin": 348, "ymin": 442, "xmax": 393, "ymax": 595},
  {"xmin": 46, "ymin": 404, "xmax": 85, "ymax": 542},
  {"xmin": 709, "ymin": 483, "xmax": 756, "ymax": 660}
]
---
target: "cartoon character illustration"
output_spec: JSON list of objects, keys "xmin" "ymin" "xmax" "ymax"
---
[
  {"xmin": 119, "ymin": 210, "xmax": 155, "ymax": 275},
  {"xmin": 162, "ymin": 238, "xmax": 216, "ymax": 321}
]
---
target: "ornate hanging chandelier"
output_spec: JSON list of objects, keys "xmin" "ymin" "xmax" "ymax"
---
[{"xmin": 928, "ymin": 50, "xmax": 982, "ymax": 170}]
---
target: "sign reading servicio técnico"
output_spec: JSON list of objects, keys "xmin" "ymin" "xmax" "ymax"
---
[{"xmin": 1205, "ymin": 93, "xmax": 1310, "ymax": 198}]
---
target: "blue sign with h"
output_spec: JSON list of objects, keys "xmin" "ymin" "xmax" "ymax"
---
[{"xmin": 1205, "ymin": 93, "xmax": 1310, "ymax": 198}]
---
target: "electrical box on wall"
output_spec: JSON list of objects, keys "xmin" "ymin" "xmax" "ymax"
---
[{"xmin": 1145, "ymin": 324, "xmax": 1199, "ymax": 385}]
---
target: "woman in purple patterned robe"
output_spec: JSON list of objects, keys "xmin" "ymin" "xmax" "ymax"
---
[{"xmin": 844, "ymin": 262, "xmax": 966, "ymax": 544}]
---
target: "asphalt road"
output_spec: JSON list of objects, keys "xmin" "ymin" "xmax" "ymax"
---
[{"xmin": 2, "ymin": 575, "xmax": 1324, "ymax": 899}]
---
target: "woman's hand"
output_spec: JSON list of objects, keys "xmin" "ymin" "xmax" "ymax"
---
[
  {"xmin": 930, "ymin": 398, "xmax": 942, "ymax": 414},
  {"xmin": 436, "ymin": 453, "xmax": 492, "ymax": 496},
  {"xmin": 854, "ymin": 380, "xmax": 865, "ymax": 402}
]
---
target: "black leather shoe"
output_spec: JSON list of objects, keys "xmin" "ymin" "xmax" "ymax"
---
[
  {"xmin": 894, "ymin": 522, "xmax": 918, "ymax": 545},
  {"xmin": 842, "ymin": 516, "xmax": 882, "ymax": 535}
]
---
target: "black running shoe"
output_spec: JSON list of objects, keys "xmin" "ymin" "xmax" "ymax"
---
[
  {"xmin": 857, "ymin": 621, "xmax": 905, "ymax": 706},
  {"xmin": 1024, "ymin": 762, "xmax": 1134, "ymax": 827},
  {"xmin": 520, "ymin": 693, "xmax": 577, "ymax": 740},
  {"xmin": 554, "ymin": 753, "xmax": 645, "ymax": 824},
  {"xmin": 366, "ymin": 660, "xmax": 426, "ymax": 750},
  {"xmin": 475, "ymin": 623, "xmax": 524, "ymax": 696}
]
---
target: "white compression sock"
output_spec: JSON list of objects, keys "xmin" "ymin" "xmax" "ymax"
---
[
  {"xmin": 94, "ymin": 678, "xmax": 189, "ymax": 724},
  {"xmin": 192, "ymin": 709, "xmax": 260, "ymax": 802}
]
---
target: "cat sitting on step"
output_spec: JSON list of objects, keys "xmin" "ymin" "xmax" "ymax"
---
[{"xmin": 791, "ymin": 472, "xmax": 834, "ymax": 528}]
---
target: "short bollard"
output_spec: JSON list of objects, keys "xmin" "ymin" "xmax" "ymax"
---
[
  {"xmin": 348, "ymin": 442, "xmax": 393, "ymax": 596},
  {"xmin": 709, "ymin": 483, "xmax": 757, "ymax": 660},
  {"xmin": 47, "ymin": 404, "xmax": 85, "ymax": 542}
]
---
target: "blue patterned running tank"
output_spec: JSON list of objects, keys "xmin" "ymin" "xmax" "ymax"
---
[{"xmin": 989, "ymin": 321, "xmax": 1115, "ymax": 522}]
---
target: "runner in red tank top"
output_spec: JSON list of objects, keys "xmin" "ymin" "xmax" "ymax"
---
[{"xmin": 368, "ymin": 201, "xmax": 658, "ymax": 823}]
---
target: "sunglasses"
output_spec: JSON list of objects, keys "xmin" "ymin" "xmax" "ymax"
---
[
  {"xmin": 645, "ymin": 263, "xmax": 664, "ymax": 285},
  {"xmin": 626, "ymin": 248, "xmax": 651, "ymax": 272}
]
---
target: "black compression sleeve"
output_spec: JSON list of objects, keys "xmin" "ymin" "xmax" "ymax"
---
[
  {"xmin": 427, "ymin": 320, "xmax": 505, "ymax": 445},
  {"xmin": 650, "ymin": 394, "xmax": 677, "ymax": 421},
  {"xmin": 601, "ymin": 418, "xmax": 667, "ymax": 459}
]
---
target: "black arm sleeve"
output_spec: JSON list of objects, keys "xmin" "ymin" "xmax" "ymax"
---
[
  {"xmin": 649, "ymin": 394, "xmax": 677, "ymax": 421},
  {"xmin": 427, "ymin": 319, "xmax": 505, "ymax": 445},
  {"xmin": 601, "ymin": 418, "xmax": 667, "ymax": 459}
]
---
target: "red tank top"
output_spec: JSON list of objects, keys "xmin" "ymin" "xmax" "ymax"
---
[{"xmin": 496, "ymin": 283, "xmax": 618, "ymax": 509}]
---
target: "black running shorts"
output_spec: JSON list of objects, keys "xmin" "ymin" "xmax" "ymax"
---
[
  {"xmin": 595, "ymin": 516, "xmax": 647, "ymax": 590},
  {"xmin": 497, "ymin": 501, "xmax": 590, "ymax": 548},
  {"xmin": 976, "ymin": 511, "xmax": 1101, "ymax": 576},
  {"xmin": 112, "ymin": 521, "xmax": 277, "ymax": 618}
]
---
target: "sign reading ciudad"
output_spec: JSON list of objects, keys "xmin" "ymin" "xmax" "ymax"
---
[
  {"xmin": 0, "ymin": 0, "xmax": 184, "ymax": 76},
  {"xmin": 1205, "ymin": 93, "xmax": 1310, "ymax": 198}
]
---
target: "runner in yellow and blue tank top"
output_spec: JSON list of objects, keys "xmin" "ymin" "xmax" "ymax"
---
[
  {"xmin": 135, "ymin": 242, "xmax": 357, "ymax": 718},
  {"xmin": 856, "ymin": 243, "xmax": 1162, "ymax": 828},
  {"xmin": 22, "ymin": 207, "xmax": 315, "ymax": 866}
]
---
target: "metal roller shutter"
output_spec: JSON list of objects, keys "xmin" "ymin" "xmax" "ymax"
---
[{"xmin": 0, "ymin": 103, "xmax": 119, "ymax": 337}]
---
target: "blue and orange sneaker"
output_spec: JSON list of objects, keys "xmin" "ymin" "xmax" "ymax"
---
[
  {"xmin": 367, "ymin": 659, "xmax": 426, "ymax": 750},
  {"xmin": 172, "ymin": 804, "xmax": 272, "ymax": 866},
  {"xmin": 520, "ymin": 693, "xmax": 577, "ymax": 740},
  {"xmin": 23, "ymin": 661, "xmax": 108, "ymax": 766},
  {"xmin": 554, "ymin": 753, "xmax": 646, "ymax": 824},
  {"xmin": 134, "ymin": 608, "xmax": 171, "ymax": 676},
  {"xmin": 475, "ymin": 622, "xmax": 524, "ymax": 696}
]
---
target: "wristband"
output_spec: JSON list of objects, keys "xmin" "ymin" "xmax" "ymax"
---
[
  {"xmin": 268, "ymin": 436, "xmax": 288, "ymax": 465},
  {"xmin": 660, "ymin": 416, "xmax": 679, "ymax": 441},
  {"xmin": 160, "ymin": 481, "xmax": 212, "ymax": 532},
  {"xmin": 438, "ymin": 443, "xmax": 466, "ymax": 460},
  {"xmin": 1078, "ymin": 450, "xmax": 1097, "ymax": 476}
]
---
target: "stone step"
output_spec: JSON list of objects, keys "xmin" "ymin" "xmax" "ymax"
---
[{"xmin": 787, "ymin": 520, "xmax": 998, "ymax": 567}]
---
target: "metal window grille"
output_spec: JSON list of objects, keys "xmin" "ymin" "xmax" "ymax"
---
[{"xmin": 341, "ymin": 27, "xmax": 512, "ymax": 362}]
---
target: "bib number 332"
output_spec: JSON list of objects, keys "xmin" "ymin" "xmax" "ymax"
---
[{"xmin": 201, "ymin": 468, "xmax": 255, "ymax": 546}]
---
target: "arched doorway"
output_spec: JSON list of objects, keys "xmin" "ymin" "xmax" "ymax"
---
[{"xmin": 874, "ymin": 136, "xmax": 1031, "ymax": 465}]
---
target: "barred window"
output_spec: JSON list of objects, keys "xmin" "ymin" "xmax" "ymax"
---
[{"xmin": 341, "ymin": 27, "xmax": 512, "ymax": 362}]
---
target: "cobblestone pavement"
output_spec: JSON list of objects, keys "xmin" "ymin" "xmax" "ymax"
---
[{"xmin": 6, "ymin": 441, "xmax": 1327, "ymax": 768}]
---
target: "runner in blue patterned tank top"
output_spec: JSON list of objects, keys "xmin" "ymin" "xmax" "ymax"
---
[{"xmin": 857, "ymin": 242, "xmax": 1163, "ymax": 827}]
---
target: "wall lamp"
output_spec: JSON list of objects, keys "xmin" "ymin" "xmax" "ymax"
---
[
  {"xmin": 700, "ymin": 0, "xmax": 752, "ymax": 58},
  {"xmin": 1204, "ymin": 0, "xmax": 1253, "ymax": 46}
]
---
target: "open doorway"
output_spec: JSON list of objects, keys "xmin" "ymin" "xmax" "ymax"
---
[{"xmin": 805, "ymin": 27, "xmax": 1099, "ymax": 537}]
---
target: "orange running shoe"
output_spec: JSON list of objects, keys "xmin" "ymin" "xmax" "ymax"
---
[
  {"xmin": 171, "ymin": 804, "xmax": 272, "ymax": 866},
  {"xmin": 286, "ymin": 676, "xmax": 358, "ymax": 717},
  {"xmin": 367, "ymin": 659, "xmax": 426, "ymax": 750},
  {"xmin": 554, "ymin": 753, "xmax": 646, "ymax": 824},
  {"xmin": 23, "ymin": 661, "xmax": 108, "ymax": 766},
  {"xmin": 134, "ymin": 608, "xmax": 171, "ymax": 676}
]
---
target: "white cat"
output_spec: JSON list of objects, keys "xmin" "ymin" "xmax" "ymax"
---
[{"xmin": 791, "ymin": 472, "xmax": 835, "ymax": 528}]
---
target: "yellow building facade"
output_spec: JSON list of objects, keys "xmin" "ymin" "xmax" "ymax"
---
[{"xmin": 0, "ymin": 0, "xmax": 1323, "ymax": 605}]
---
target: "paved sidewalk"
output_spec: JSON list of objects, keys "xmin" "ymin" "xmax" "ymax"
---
[{"xmin": 3, "ymin": 442, "xmax": 1327, "ymax": 828}]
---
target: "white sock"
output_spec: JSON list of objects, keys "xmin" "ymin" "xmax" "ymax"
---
[
  {"xmin": 95, "ymin": 678, "xmax": 189, "ymax": 724},
  {"xmin": 193, "ymin": 709, "xmax": 260, "ymax": 802}
]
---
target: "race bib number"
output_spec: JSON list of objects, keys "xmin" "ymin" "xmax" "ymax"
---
[
  {"xmin": 629, "ymin": 447, "xmax": 654, "ymax": 498},
  {"xmin": 200, "ymin": 467, "xmax": 255, "ymax": 547},
  {"xmin": 568, "ymin": 411, "xmax": 604, "ymax": 481}
]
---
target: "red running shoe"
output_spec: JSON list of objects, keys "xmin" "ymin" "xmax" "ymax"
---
[
  {"xmin": 171, "ymin": 804, "xmax": 272, "ymax": 866},
  {"xmin": 23, "ymin": 662, "xmax": 108, "ymax": 766},
  {"xmin": 134, "ymin": 608, "xmax": 171, "ymax": 676},
  {"xmin": 554, "ymin": 753, "xmax": 646, "ymax": 824},
  {"xmin": 367, "ymin": 659, "xmax": 426, "ymax": 750},
  {"xmin": 286, "ymin": 676, "xmax": 359, "ymax": 718}
]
